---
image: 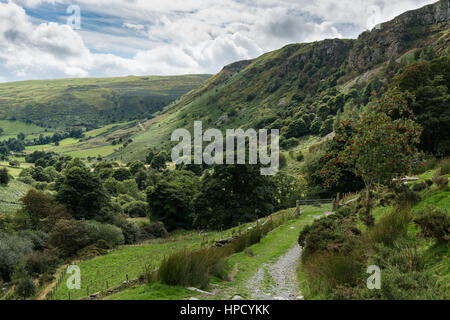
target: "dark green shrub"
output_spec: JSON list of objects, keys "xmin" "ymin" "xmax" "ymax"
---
[
  {"xmin": 280, "ymin": 137, "xmax": 299, "ymax": 149},
  {"xmin": 414, "ymin": 208, "xmax": 449, "ymax": 243},
  {"xmin": 138, "ymin": 222, "xmax": 168, "ymax": 240},
  {"xmin": 84, "ymin": 221, "xmax": 124, "ymax": 247},
  {"xmin": 296, "ymin": 152, "xmax": 304, "ymax": 162},
  {"xmin": 298, "ymin": 208, "xmax": 359, "ymax": 258},
  {"xmin": 19, "ymin": 230, "xmax": 48, "ymax": 251},
  {"xmin": 48, "ymin": 219, "xmax": 91, "ymax": 258},
  {"xmin": 123, "ymin": 201, "xmax": 147, "ymax": 217},
  {"xmin": 15, "ymin": 276, "xmax": 36, "ymax": 299},
  {"xmin": 122, "ymin": 222, "xmax": 139, "ymax": 244},
  {"xmin": 411, "ymin": 181, "xmax": 427, "ymax": 192},
  {"xmin": 0, "ymin": 232, "xmax": 33, "ymax": 281},
  {"xmin": 22, "ymin": 250, "xmax": 60, "ymax": 277}
]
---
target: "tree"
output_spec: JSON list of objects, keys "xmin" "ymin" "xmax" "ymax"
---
[
  {"xmin": 192, "ymin": 163, "xmax": 276, "ymax": 230},
  {"xmin": 15, "ymin": 276, "xmax": 36, "ymax": 299},
  {"xmin": 392, "ymin": 56, "xmax": 450, "ymax": 156},
  {"xmin": 321, "ymin": 91, "xmax": 422, "ymax": 225},
  {"xmin": 0, "ymin": 167, "xmax": 9, "ymax": 185},
  {"xmin": 47, "ymin": 219, "xmax": 91, "ymax": 257},
  {"xmin": 319, "ymin": 117, "xmax": 334, "ymax": 137},
  {"xmin": 20, "ymin": 190, "xmax": 53, "ymax": 229},
  {"xmin": 145, "ymin": 149, "xmax": 155, "ymax": 165},
  {"xmin": 0, "ymin": 232, "xmax": 33, "ymax": 281},
  {"xmin": 150, "ymin": 151, "xmax": 168, "ymax": 170},
  {"xmin": 147, "ymin": 170, "xmax": 199, "ymax": 231},
  {"xmin": 31, "ymin": 166, "xmax": 50, "ymax": 182},
  {"xmin": 56, "ymin": 166, "xmax": 108, "ymax": 220},
  {"xmin": 112, "ymin": 167, "xmax": 132, "ymax": 181},
  {"xmin": 284, "ymin": 118, "xmax": 309, "ymax": 139},
  {"xmin": 129, "ymin": 160, "xmax": 145, "ymax": 176}
]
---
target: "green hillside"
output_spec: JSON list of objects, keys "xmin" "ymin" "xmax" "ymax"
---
[
  {"xmin": 111, "ymin": 0, "xmax": 450, "ymax": 162},
  {"xmin": 0, "ymin": 75, "xmax": 211, "ymax": 129}
]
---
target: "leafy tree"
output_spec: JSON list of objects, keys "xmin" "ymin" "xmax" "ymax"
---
[
  {"xmin": 319, "ymin": 117, "xmax": 334, "ymax": 136},
  {"xmin": 0, "ymin": 167, "xmax": 9, "ymax": 185},
  {"xmin": 147, "ymin": 170, "xmax": 199, "ymax": 231},
  {"xmin": 0, "ymin": 232, "xmax": 33, "ymax": 281},
  {"xmin": 31, "ymin": 166, "xmax": 50, "ymax": 182},
  {"xmin": 129, "ymin": 160, "xmax": 145, "ymax": 176},
  {"xmin": 47, "ymin": 219, "xmax": 91, "ymax": 257},
  {"xmin": 123, "ymin": 200, "xmax": 148, "ymax": 217},
  {"xmin": 392, "ymin": 56, "xmax": 450, "ymax": 156},
  {"xmin": 151, "ymin": 151, "xmax": 168, "ymax": 170},
  {"xmin": 310, "ymin": 117, "xmax": 322, "ymax": 134},
  {"xmin": 56, "ymin": 166, "xmax": 108, "ymax": 220},
  {"xmin": 321, "ymin": 91, "xmax": 422, "ymax": 225},
  {"xmin": 284, "ymin": 118, "xmax": 309, "ymax": 139},
  {"xmin": 192, "ymin": 164, "xmax": 276, "ymax": 230},
  {"xmin": 134, "ymin": 168, "xmax": 159, "ymax": 190},
  {"xmin": 112, "ymin": 167, "xmax": 132, "ymax": 181},
  {"xmin": 145, "ymin": 149, "xmax": 155, "ymax": 165},
  {"xmin": 15, "ymin": 275, "xmax": 36, "ymax": 299},
  {"xmin": 20, "ymin": 190, "xmax": 53, "ymax": 229}
]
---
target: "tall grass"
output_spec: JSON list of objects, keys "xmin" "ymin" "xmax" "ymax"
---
[
  {"xmin": 157, "ymin": 247, "xmax": 229, "ymax": 289},
  {"xmin": 301, "ymin": 250, "xmax": 364, "ymax": 296},
  {"xmin": 369, "ymin": 207, "xmax": 412, "ymax": 245},
  {"xmin": 438, "ymin": 158, "xmax": 450, "ymax": 175}
]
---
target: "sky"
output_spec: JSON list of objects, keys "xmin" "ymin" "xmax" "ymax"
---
[{"xmin": 0, "ymin": 0, "xmax": 438, "ymax": 82}]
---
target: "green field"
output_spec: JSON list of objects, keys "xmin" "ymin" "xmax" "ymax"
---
[
  {"xmin": 0, "ymin": 75, "xmax": 211, "ymax": 129},
  {"xmin": 0, "ymin": 179, "xmax": 32, "ymax": 214}
]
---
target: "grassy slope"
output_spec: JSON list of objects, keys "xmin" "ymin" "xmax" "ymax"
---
[
  {"xmin": 0, "ymin": 75, "xmax": 211, "ymax": 128},
  {"xmin": 297, "ymin": 169, "xmax": 450, "ymax": 300},
  {"xmin": 111, "ymin": 6, "xmax": 450, "ymax": 163},
  {"xmin": 110, "ymin": 41, "xmax": 352, "ymax": 162}
]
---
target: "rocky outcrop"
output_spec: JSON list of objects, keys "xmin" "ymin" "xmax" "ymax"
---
[
  {"xmin": 348, "ymin": 0, "xmax": 450, "ymax": 73},
  {"xmin": 221, "ymin": 59, "xmax": 254, "ymax": 75}
]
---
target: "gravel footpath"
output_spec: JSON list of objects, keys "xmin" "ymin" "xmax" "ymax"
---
[{"xmin": 247, "ymin": 244, "xmax": 303, "ymax": 300}]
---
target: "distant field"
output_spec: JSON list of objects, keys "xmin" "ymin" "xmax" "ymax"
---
[
  {"xmin": 0, "ymin": 75, "xmax": 211, "ymax": 129},
  {"xmin": 0, "ymin": 179, "xmax": 32, "ymax": 214},
  {"xmin": 0, "ymin": 120, "xmax": 49, "ymax": 142},
  {"xmin": 0, "ymin": 120, "xmax": 47, "ymax": 135}
]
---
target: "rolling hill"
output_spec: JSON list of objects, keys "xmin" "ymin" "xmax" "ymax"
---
[{"xmin": 0, "ymin": 75, "xmax": 211, "ymax": 129}]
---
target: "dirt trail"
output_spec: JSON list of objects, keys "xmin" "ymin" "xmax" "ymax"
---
[{"xmin": 246, "ymin": 244, "xmax": 303, "ymax": 300}]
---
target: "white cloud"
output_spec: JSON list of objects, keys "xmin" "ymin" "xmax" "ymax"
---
[{"xmin": 0, "ymin": 0, "xmax": 438, "ymax": 82}]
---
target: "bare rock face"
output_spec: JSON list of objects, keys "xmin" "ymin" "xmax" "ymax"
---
[{"xmin": 348, "ymin": 0, "xmax": 450, "ymax": 73}]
